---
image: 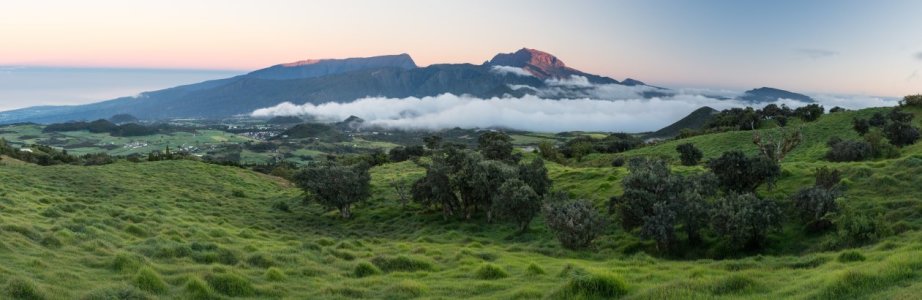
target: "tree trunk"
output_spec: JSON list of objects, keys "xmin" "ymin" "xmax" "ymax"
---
[{"xmin": 339, "ymin": 206, "xmax": 351, "ymax": 219}]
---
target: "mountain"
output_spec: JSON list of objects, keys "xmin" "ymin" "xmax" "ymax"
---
[
  {"xmin": 0, "ymin": 49, "xmax": 640, "ymax": 124},
  {"xmin": 247, "ymin": 54, "xmax": 416, "ymax": 80},
  {"xmin": 485, "ymin": 48, "xmax": 618, "ymax": 84},
  {"xmin": 645, "ymin": 106, "xmax": 719, "ymax": 140},
  {"xmin": 739, "ymin": 87, "xmax": 814, "ymax": 103}
]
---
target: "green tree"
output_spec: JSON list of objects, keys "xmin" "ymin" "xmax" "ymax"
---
[
  {"xmin": 884, "ymin": 108, "xmax": 920, "ymax": 147},
  {"xmin": 794, "ymin": 104, "xmax": 824, "ymax": 122},
  {"xmin": 852, "ymin": 118, "xmax": 870, "ymax": 135},
  {"xmin": 900, "ymin": 94, "xmax": 922, "ymax": 107},
  {"xmin": 707, "ymin": 150, "xmax": 781, "ymax": 193},
  {"xmin": 423, "ymin": 135, "xmax": 443, "ymax": 150},
  {"xmin": 412, "ymin": 158, "xmax": 460, "ymax": 220},
  {"xmin": 294, "ymin": 162, "xmax": 371, "ymax": 218},
  {"xmin": 492, "ymin": 179, "xmax": 541, "ymax": 233},
  {"xmin": 477, "ymin": 131, "xmax": 514, "ymax": 162},
  {"xmin": 518, "ymin": 158, "xmax": 552, "ymax": 196},
  {"xmin": 675, "ymin": 143, "xmax": 703, "ymax": 166}
]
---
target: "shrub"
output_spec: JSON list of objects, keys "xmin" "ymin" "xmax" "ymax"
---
[
  {"xmin": 707, "ymin": 151, "xmax": 780, "ymax": 192},
  {"xmin": 711, "ymin": 193, "xmax": 782, "ymax": 250},
  {"xmin": 868, "ymin": 112, "xmax": 886, "ymax": 127},
  {"xmin": 353, "ymin": 261, "xmax": 382, "ymax": 278},
  {"xmin": 834, "ymin": 209, "xmax": 889, "ymax": 247},
  {"xmin": 80, "ymin": 285, "xmax": 151, "ymax": 300},
  {"xmin": 544, "ymin": 197, "xmax": 606, "ymax": 249},
  {"xmin": 837, "ymin": 251, "xmax": 866, "ymax": 262},
  {"xmin": 814, "ymin": 167, "xmax": 842, "ymax": 189},
  {"xmin": 852, "ymin": 118, "xmax": 870, "ymax": 135},
  {"xmin": 611, "ymin": 157, "xmax": 625, "ymax": 167},
  {"xmin": 205, "ymin": 273, "xmax": 256, "ymax": 297},
  {"xmin": 554, "ymin": 271, "xmax": 629, "ymax": 299},
  {"xmin": 826, "ymin": 140, "xmax": 873, "ymax": 162},
  {"xmin": 4, "ymin": 277, "xmax": 45, "ymax": 300},
  {"xmin": 884, "ymin": 109, "xmax": 920, "ymax": 147},
  {"xmin": 474, "ymin": 263, "xmax": 509, "ymax": 280},
  {"xmin": 371, "ymin": 255, "xmax": 434, "ymax": 273},
  {"xmin": 790, "ymin": 187, "xmax": 840, "ymax": 232},
  {"xmin": 132, "ymin": 267, "xmax": 168, "ymax": 294},
  {"xmin": 478, "ymin": 131, "xmax": 515, "ymax": 162},
  {"xmin": 676, "ymin": 143, "xmax": 703, "ymax": 166}
]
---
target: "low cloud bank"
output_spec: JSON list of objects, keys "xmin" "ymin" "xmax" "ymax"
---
[{"xmin": 251, "ymin": 79, "xmax": 898, "ymax": 132}]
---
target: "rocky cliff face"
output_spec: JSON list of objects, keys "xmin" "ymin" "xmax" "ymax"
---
[{"xmin": 486, "ymin": 48, "xmax": 618, "ymax": 84}]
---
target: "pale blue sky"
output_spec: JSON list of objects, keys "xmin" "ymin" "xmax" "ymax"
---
[{"xmin": 1, "ymin": 0, "xmax": 920, "ymax": 110}]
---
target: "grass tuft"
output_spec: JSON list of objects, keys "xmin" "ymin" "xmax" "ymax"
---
[
  {"xmin": 371, "ymin": 255, "xmax": 434, "ymax": 273},
  {"xmin": 384, "ymin": 279, "xmax": 428, "ymax": 299},
  {"xmin": 552, "ymin": 271, "xmax": 629, "ymax": 299},
  {"xmin": 205, "ymin": 272, "xmax": 256, "ymax": 297},
  {"xmin": 526, "ymin": 263, "xmax": 546, "ymax": 275},
  {"xmin": 353, "ymin": 261, "xmax": 383, "ymax": 278},
  {"xmin": 265, "ymin": 267, "xmax": 287, "ymax": 281},
  {"xmin": 132, "ymin": 267, "xmax": 168, "ymax": 294},
  {"xmin": 838, "ymin": 251, "xmax": 866, "ymax": 263},
  {"xmin": 4, "ymin": 277, "xmax": 46, "ymax": 300},
  {"xmin": 183, "ymin": 277, "xmax": 219, "ymax": 300},
  {"xmin": 474, "ymin": 263, "xmax": 509, "ymax": 280},
  {"xmin": 80, "ymin": 285, "xmax": 151, "ymax": 300}
]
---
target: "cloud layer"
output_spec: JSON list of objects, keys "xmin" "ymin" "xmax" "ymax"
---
[{"xmin": 251, "ymin": 76, "xmax": 898, "ymax": 132}]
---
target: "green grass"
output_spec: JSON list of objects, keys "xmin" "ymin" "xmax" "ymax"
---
[{"xmin": 0, "ymin": 107, "xmax": 921, "ymax": 298}]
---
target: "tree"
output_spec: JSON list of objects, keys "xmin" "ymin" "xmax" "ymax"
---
[
  {"xmin": 900, "ymin": 94, "xmax": 922, "ymax": 107},
  {"xmin": 294, "ymin": 162, "xmax": 371, "ymax": 218},
  {"xmin": 710, "ymin": 193, "xmax": 782, "ymax": 250},
  {"xmin": 477, "ymin": 131, "xmax": 514, "ymax": 162},
  {"xmin": 423, "ymin": 135, "xmax": 443, "ymax": 150},
  {"xmin": 492, "ymin": 179, "xmax": 541, "ymax": 233},
  {"xmin": 814, "ymin": 167, "xmax": 842, "ymax": 190},
  {"xmin": 794, "ymin": 104, "xmax": 824, "ymax": 122},
  {"xmin": 412, "ymin": 159, "xmax": 459, "ymax": 220},
  {"xmin": 752, "ymin": 127, "xmax": 802, "ymax": 163},
  {"xmin": 868, "ymin": 112, "xmax": 886, "ymax": 127},
  {"xmin": 884, "ymin": 109, "xmax": 920, "ymax": 147},
  {"xmin": 707, "ymin": 151, "xmax": 781, "ymax": 193},
  {"xmin": 537, "ymin": 141, "xmax": 563, "ymax": 162},
  {"xmin": 518, "ymin": 158, "xmax": 552, "ymax": 196},
  {"xmin": 852, "ymin": 118, "xmax": 870, "ymax": 135},
  {"xmin": 543, "ymin": 194, "xmax": 607, "ymax": 249},
  {"xmin": 391, "ymin": 179, "xmax": 412, "ymax": 208},
  {"xmin": 676, "ymin": 143, "xmax": 703, "ymax": 166}
]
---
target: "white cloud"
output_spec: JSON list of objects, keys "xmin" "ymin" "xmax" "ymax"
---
[
  {"xmin": 251, "ymin": 81, "xmax": 899, "ymax": 133},
  {"xmin": 489, "ymin": 65, "xmax": 534, "ymax": 77}
]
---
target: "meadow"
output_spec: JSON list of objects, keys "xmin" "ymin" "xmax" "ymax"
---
[{"xmin": 0, "ymin": 107, "xmax": 921, "ymax": 299}]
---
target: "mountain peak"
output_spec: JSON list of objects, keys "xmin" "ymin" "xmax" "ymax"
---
[{"xmin": 486, "ymin": 48, "xmax": 617, "ymax": 84}]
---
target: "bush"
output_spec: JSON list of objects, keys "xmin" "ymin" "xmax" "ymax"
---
[
  {"xmin": 790, "ymin": 187, "xmax": 840, "ymax": 232},
  {"xmin": 132, "ymin": 267, "xmax": 168, "ymax": 294},
  {"xmin": 834, "ymin": 209, "xmax": 889, "ymax": 247},
  {"xmin": 900, "ymin": 94, "xmax": 922, "ymax": 107},
  {"xmin": 371, "ymin": 255, "xmax": 434, "ymax": 273},
  {"xmin": 4, "ymin": 277, "xmax": 45, "ymax": 300},
  {"xmin": 554, "ymin": 271, "xmax": 629, "ymax": 299},
  {"xmin": 814, "ymin": 167, "xmax": 842, "ymax": 189},
  {"xmin": 884, "ymin": 109, "xmax": 920, "ymax": 147},
  {"xmin": 474, "ymin": 263, "xmax": 509, "ymax": 280},
  {"xmin": 852, "ymin": 118, "xmax": 870, "ymax": 135},
  {"xmin": 544, "ymin": 197, "xmax": 606, "ymax": 249},
  {"xmin": 708, "ymin": 151, "xmax": 780, "ymax": 192},
  {"xmin": 353, "ymin": 261, "xmax": 382, "ymax": 278},
  {"xmin": 826, "ymin": 140, "xmax": 873, "ymax": 162},
  {"xmin": 676, "ymin": 143, "xmax": 703, "ymax": 166},
  {"xmin": 837, "ymin": 251, "xmax": 866, "ymax": 262},
  {"xmin": 205, "ymin": 273, "xmax": 256, "ymax": 297},
  {"xmin": 611, "ymin": 157, "xmax": 625, "ymax": 167},
  {"xmin": 711, "ymin": 193, "xmax": 782, "ymax": 250}
]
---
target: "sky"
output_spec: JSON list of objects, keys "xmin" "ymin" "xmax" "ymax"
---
[{"xmin": 1, "ymin": 0, "xmax": 921, "ymax": 111}]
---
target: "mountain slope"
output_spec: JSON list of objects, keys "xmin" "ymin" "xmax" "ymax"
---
[
  {"xmin": 740, "ymin": 87, "xmax": 815, "ymax": 103},
  {"xmin": 645, "ymin": 106, "xmax": 719, "ymax": 139}
]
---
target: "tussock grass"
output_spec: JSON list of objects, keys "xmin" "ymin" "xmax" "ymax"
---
[
  {"xmin": 371, "ymin": 255, "xmax": 435, "ymax": 273},
  {"xmin": 551, "ymin": 271, "xmax": 629, "ymax": 299},
  {"xmin": 837, "ymin": 250, "xmax": 866, "ymax": 262},
  {"xmin": 4, "ymin": 277, "xmax": 46, "ymax": 300},
  {"xmin": 204, "ymin": 272, "xmax": 256, "ymax": 297},
  {"xmin": 131, "ymin": 267, "xmax": 167, "ymax": 294},
  {"xmin": 474, "ymin": 263, "xmax": 509, "ymax": 280},
  {"xmin": 384, "ymin": 279, "xmax": 428, "ymax": 299},
  {"xmin": 353, "ymin": 261, "xmax": 383, "ymax": 278}
]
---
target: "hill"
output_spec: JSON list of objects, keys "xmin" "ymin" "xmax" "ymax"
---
[
  {"xmin": 740, "ymin": 87, "xmax": 815, "ymax": 103},
  {"xmin": 2, "ymin": 104, "xmax": 922, "ymax": 299},
  {"xmin": 644, "ymin": 106, "xmax": 718, "ymax": 140}
]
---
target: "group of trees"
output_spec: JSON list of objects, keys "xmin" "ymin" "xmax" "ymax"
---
[
  {"xmin": 43, "ymin": 119, "xmax": 159, "ymax": 137},
  {"xmin": 541, "ymin": 133, "xmax": 643, "ymax": 162},
  {"xmin": 706, "ymin": 103, "xmax": 825, "ymax": 131},
  {"xmin": 0, "ymin": 138, "xmax": 115, "ymax": 166},
  {"xmin": 830, "ymin": 107, "xmax": 920, "ymax": 162}
]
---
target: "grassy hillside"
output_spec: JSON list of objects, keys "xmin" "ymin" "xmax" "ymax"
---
[{"xmin": 2, "ymin": 142, "xmax": 922, "ymax": 299}]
